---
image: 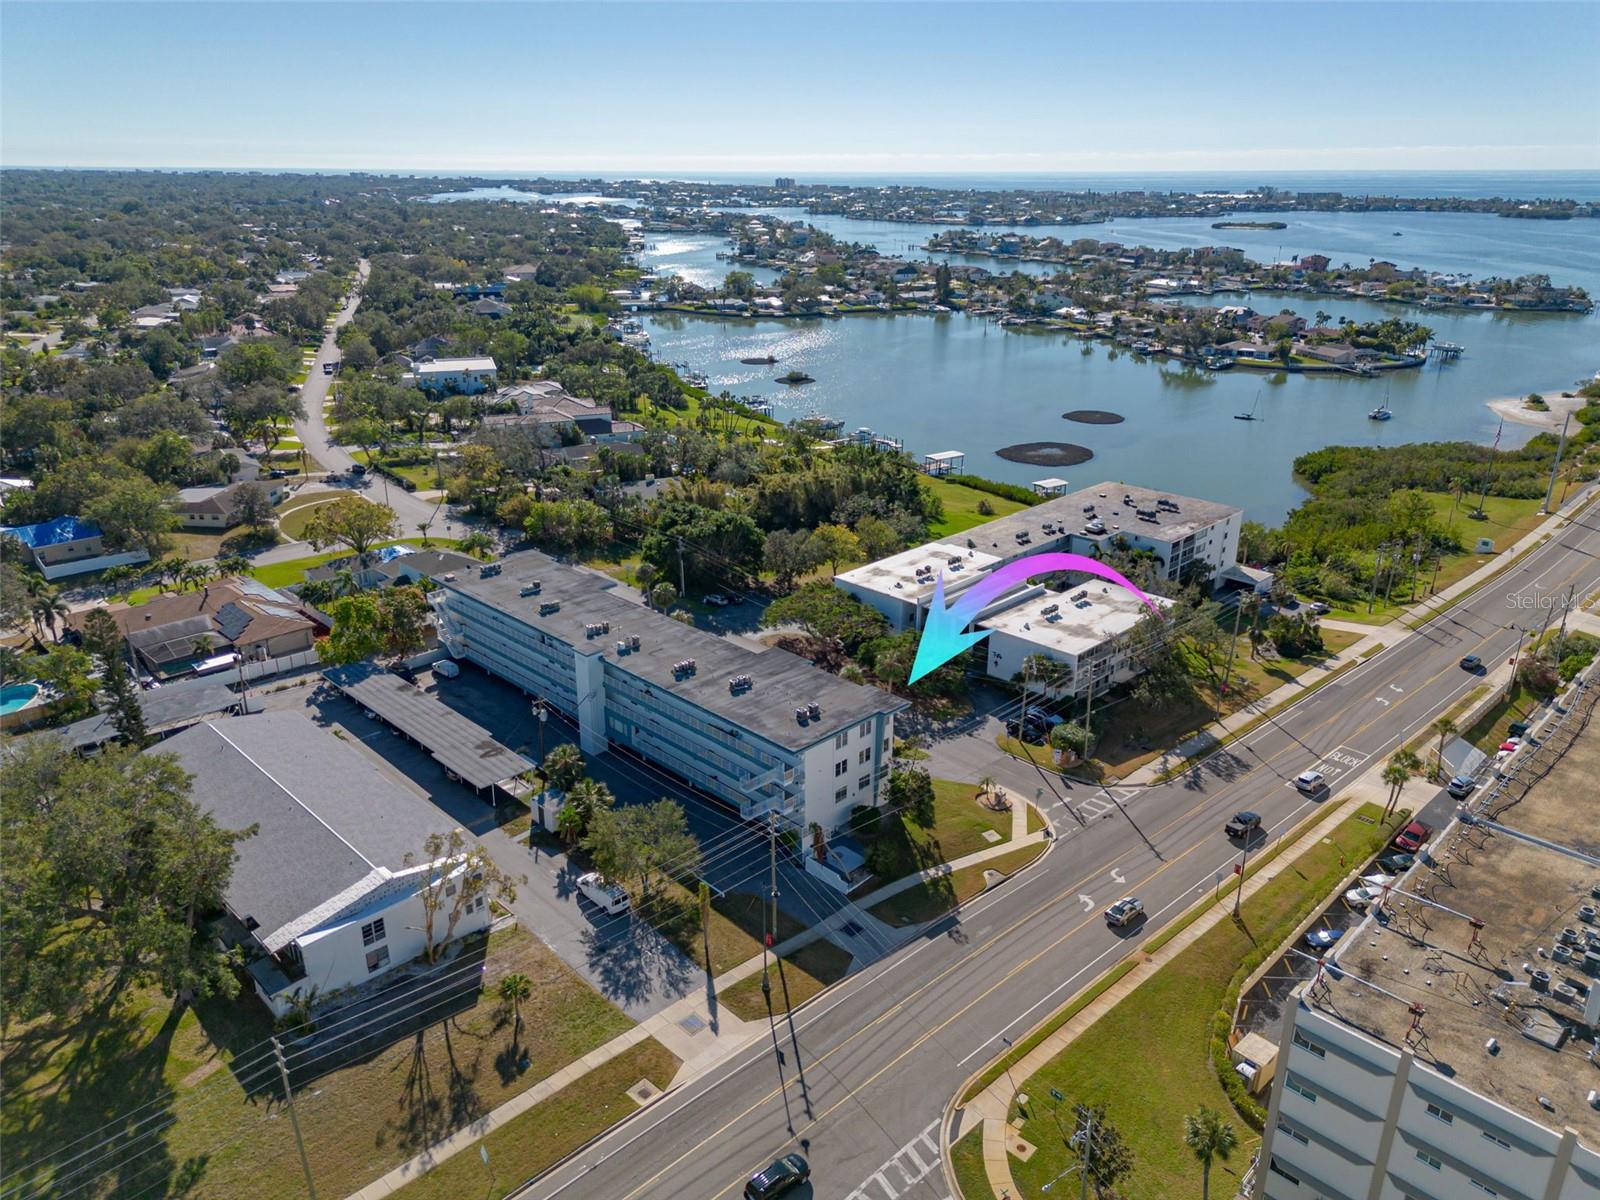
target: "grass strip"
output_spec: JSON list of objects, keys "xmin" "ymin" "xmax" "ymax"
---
[
  {"xmin": 949, "ymin": 1126, "xmax": 991, "ymax": 1200},
  {"xmin": 869, "ymin": 841, "xmax": 1045, "ymax": 928},
  {"xmin": 387, "ymin": 1038, "xmax": 679, "ymax": 1200},
  {"xmin": 719, "ymin": 938, "xmax": 855, "ymax": 1021}
]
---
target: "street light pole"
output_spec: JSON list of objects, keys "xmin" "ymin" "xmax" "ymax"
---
[
  {"xmin": 1233, "ymin": 836, "xmax": 1252, "ymax": 917},
  {"xmin": 532, "ymin": 700, "xmax": 547, "ymax": 766}
]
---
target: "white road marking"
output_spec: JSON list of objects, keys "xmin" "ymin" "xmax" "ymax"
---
[
  {"xmin": 1110, "ymin": 867, "xmax": 1126, "ymax": 885},
  {"xmin": 1077, "ymin": 893, "xmax": 1095, "ymax": 911},
  {"xmin": 845, "ymin": 1121, "xmax": 946, "ymax": 1200}
]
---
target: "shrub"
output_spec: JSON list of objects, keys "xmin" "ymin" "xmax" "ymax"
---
[{"xmin": 847, "ymin": 804, "xmax": 882, "ymax": 840}]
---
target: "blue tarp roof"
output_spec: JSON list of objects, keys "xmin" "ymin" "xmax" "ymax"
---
[{"xmin": 0, "ymin": 516, "xmax": 101, "ymax": 548}]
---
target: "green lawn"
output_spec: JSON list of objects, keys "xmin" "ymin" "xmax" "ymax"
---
[
  {"xmin": 1004, "ymin": 803, "xmax": 1403, "ymax": 1200},
  {"xmin": 868, "ymin": 840, "xmax": 1045, "ymax": 927},
  {"xmin": 923, "ymin": 476, "xmax": 1030, "ymax": 538},
  {"xmin": 353, "ymin": 449, "xmax": 444, "ymax": 490},
  {"xmin": 276, "ymin": 496, "xmax": 346, "ymax": 541},
  {"xmin": 1460, "ymin": 682, "xmax": 1543, "ymax": 754},
  {"xmin": 950, "ymin": 1127, "xmax": 990, "ymax": 1200},
  {"xmin": 719, "ymin": 937, "xmax": 855, "ymax": 1021},
  {"xmin": 0, "ymin": 927, "xmax": 635, "ymax": 1200},
  {"xmin": 1320, "ymin": 491, "xmax": 1545, "ymax": 625},
  {"xmin": 388, "ymin": 1038, "xmax": 679, "ymax": 1200},
  {"xmin": 634, "ymin": 883, "xmax": 802, "ymax": 980}
]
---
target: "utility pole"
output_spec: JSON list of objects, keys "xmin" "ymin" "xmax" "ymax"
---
[
  {"xmin": 272, "ymin": 1037, "xmax": 318, "ymax": 1200},
  {"xmin": 1506, "ymin": 625, "xmax": 1529, "ymax": 699},
  {"xmin": 1233, "ymin": 835, "xmax": 1252, "ymax": 917},
  {"xmin": 767, "ymin": 812, "xmax": 779, "ymax": 951},
  {"xmin": 1555, "ymin": 585, "xmax": 1575, "ymax": 664},
  {"xmin": 1077, "ymin": 1105, "xmax": 1096, "ymax": 1200},
  {"xmin": 676, "ymin": 536, "xmax": 687, "ymax": 598},
  {"xmin": 1541, "ymin": 410, "xmax": 1572, "ymax": 514},
  {"xmin": 1081, "ymin": 658, "xmax": 1098, "ymax": 758},
  {"xmin": 1215, "ymin": 596, "xmax": 1245, "ymax": 720},
  {"xmin": 1366, "ymin": 544, "xmax": 1387, "ymax": 613}
]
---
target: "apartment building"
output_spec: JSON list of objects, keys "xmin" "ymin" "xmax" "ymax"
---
[
  {"xmin": 835, "ymin": 480, "xmax": 1242, "ymax": 634},
  {"xmin": 430, "ymin": 551, "xmax": 907, "ymax": 835},
  {"xmin": 1254, "ymin": 695, "xmax": 1600, "ymax": 1200},
  {"xmin": 977, "ymin": 584, "xmax": 1173, "ymax": 696}
]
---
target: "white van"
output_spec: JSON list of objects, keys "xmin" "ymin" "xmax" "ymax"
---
[
  {"xmin": 578, "ymin": 872, "xmax": 629, "ymax": 915},
  {"xmin": 434, "ymin": 659, "xmax": 461, "ymax": 679}
]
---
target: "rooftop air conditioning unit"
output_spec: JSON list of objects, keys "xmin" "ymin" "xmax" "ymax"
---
[
  {"xmin": 629, "ymin": 635, "xmax": 640, "ymax": 650},
  {"xmin": 539, "ymin": 602, "xmax": 560, "ymax": 616},
  {"xmin": 795, "ymin": 707, "xmax": 808, "ymax": 722},
  {"xmin": 479, "ymin": 563, "xmax": 502, "ymax": 578},
  {"xmin": 616, "ymin": 640, "xmax": 628, "ymax": 654},
  {"xmin": 519, "ymin": 581, "xmax": 542, "ymax": 597},
  {"xmin": 1041, "ymin": 603, "xmax": 1059, "ymax": 615},
  {"xmin": 807, "ymin": 702, "xmax": 821, "ymax": 720}
]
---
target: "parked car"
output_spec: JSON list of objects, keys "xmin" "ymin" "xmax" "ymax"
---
[
  {"xmin": 1391, "ymin": 820, "xmax": 1433, "ymax": 853},
  {"xmin": 577, "ymin": 872, "xmax": 630, "ymax": 916},
  {"xmin": 1507, "ymin": 720, "xmax": 1531, "ymax": 738},
  {"xmin": 701, "ymin": 593, "xmax": 731, "ymax": 607},
  {"xmin": 350, "ymin": 463, "xmax": 367, "ymax": 476},
  {"xmin": 434, "ymin": 659, "xmax": 461, "ymax": 679},
  {"xmin": 1005, "ymin": 715, "xmax": 1049, "ymax": 741},
  {"xmin": 1498, "ymin": 738, "xmax": 1521, "ymax": 753},
  {"xmin": 1304, "ymin": 927, "xmax": 1344, "ymax": 951},
  {"xmin": 1224, "ymin": 811, "xmax": 1262, "ymax": 839},
  {"xmin": 1294, "ymin": 769, "xmax": 1326, "ymax": 794},
  {"xmin": 1459, "ymin": 654, "xmax": 1483, "ymax": 672},
  {"xmin": 1445, "ymin": 774, "xmax": 1478, "ymax": 799},
  {"xmin": 1344, "ymin": 883, "xmax": 1387, "ymax": 909},
  {"xmin": 267, "ymin": 468, "xmax": 289, "ymax": 479},
  {"xmin": 1104, "ymin": 896, "xmax": 1145, "ymax": 927},
  {"xmin": 745, "ymin": 1155, "xmax": 809, "ymax": 1200},
  {"xmin": 1376, "ymin": 851, "xmax": 1416, "ymax": 874},
  {"xmin": 1308, "ymin": 601, "xmax": 1332, "ymax": 615}
]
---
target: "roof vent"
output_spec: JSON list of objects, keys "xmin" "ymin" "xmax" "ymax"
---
[
  {"xmin": 629, "ymin": 634, "xmax": 640, "ymax": 650},
  {"xmin": 584, "ymin": 621, "xmax": 611, "ymax": 638},
  {"xmin": 795, "ymin": 707, "xmax": 808, "ymax": 723},
  {"xmin": 806, "ymin": 702, "xmax": 821, "ymax": 720},
  {"xmin": 728, "ymin": 674, "xmax": 753, "ymax": 694},
  {"xmin": 519, "ymin": 580, "xmax": 542, "ymax": 596},
  {"xmin": 672, "ymin": 658, "xmax": 696, "ymax": 677},
  {"xmin": 616, "ymin": 640, "xmax": 629, "ymax": 654}
]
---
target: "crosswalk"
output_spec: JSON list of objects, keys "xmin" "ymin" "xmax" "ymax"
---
[{"xmin": 843, "ymin": 1120, "xmax": 949, "ymax": 1200}]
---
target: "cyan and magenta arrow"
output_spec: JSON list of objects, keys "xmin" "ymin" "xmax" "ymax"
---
[{"xmin": 907, "ymin": 552, "xmax": 1164, "ymax": 684}]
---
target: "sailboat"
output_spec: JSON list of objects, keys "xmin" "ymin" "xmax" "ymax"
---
[
  {"xmin": 1234, "ymin": 390, "xmax": 1262, "ymax": 421},
  {"xmin": 1369, "ymin": 382, "xmax": 1393, "ymax": 420}
]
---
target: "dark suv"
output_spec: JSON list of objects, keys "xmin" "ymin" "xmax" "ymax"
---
[
  {"xmin": 745, "ymin": 1155, "xmax": 810, "ymax": 1199},
  {"xmin": 1224, "ymin": 811, "xmax": 1262, "ymax": 839}
]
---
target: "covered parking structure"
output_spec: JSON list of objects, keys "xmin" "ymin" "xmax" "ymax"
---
[{"xmin": 321, "ymin": 662, "xmax": 536, "ymax": 803}]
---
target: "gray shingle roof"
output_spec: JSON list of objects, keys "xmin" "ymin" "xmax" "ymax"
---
[{"xmin": 156, "ymin": 712, "xmax": 452, "ymax": 950}]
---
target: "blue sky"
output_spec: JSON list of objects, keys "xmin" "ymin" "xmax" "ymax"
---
[{"xmin": 2, "ymin": 2, "xmax": 1596, "ymax": 172}]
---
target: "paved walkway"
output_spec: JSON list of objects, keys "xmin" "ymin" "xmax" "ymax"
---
[
  {"xmin": 962, "ymin": 770, "xmax": 1394, "ymax": 1200},
  {"xmin": 343, "ymin": 804, "xmax": 1050, "ymax": 1199}
]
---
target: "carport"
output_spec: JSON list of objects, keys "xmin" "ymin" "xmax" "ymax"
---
[{"xmin": 321, "ymin": 662, "xmax": 536, "ymax": 803}]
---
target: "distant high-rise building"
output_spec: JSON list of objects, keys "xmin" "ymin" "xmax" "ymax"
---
[{"xmin": 773, "ymin": 176, "xmax": 796, "ymax": 189}]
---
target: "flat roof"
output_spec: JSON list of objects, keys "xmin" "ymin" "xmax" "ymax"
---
[
  {"xmin": 322, "ymin": 662, "xmax": 534, "ymax": 790},
  {"xmin": 924, "ymin": 450, "xmax": 965, "ymax": 462},
  {"xmin": 1312, "ymin": 682, "xmax": 1600, "ymax": 1142},
  {"xmin": 979, "ymin": 586, "xmax": 1169, "ymax": 658},
  {"xmin": 416, "ymin": 356, "xmax": 496, "ymax": 373},
  {"xmin": 961, "ymin": 481, "xmax": 1241, "ymax": 553},
  {"xmin": 441, "ymin": 551, "xmax": 906, "ymax": 753},
  {"xmin": 25, "ymin": 676, "xmax": 238, "ymax": 752},
  {"xmin": 834, "ymin": 541, "xmax": 1001, "ymax": 606}
]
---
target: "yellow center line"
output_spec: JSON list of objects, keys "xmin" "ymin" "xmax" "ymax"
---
[{"xmin": 617, "ymin": 549, "xmax": 1600, "ymax": 1200}]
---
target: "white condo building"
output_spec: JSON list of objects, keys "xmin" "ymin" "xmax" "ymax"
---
[
  {"xmin": 1253, "ymin": 696, "xmax": 1600, "ymax": 1200},
  {"xmin": 431, "ymin": 551, "xmax": 906, "ymax": 841}
]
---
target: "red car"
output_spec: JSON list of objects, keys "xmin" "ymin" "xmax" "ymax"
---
[{"xmin": 1391, "ymin": 820, "xmax": 1432, "ymax": 853}]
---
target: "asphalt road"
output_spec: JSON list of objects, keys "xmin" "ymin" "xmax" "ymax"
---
[{"xmin": 514, "ymin": 500, "xmax": 1600, "ymax": 1200}]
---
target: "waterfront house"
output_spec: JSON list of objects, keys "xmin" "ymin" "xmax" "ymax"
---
[
  {"xmin": 156, "ymin": 711, "xmax": 490, "ymax": 1017},
  {"xmin": 1297, "ymin": 342, "xmax": 1357, "ymax": 366},
  {"xmin": 0, "ymin": 516, "xmax": 150, "ymax": 581},
  {"xmin": 469, "ymin": 297, "xmax": 512, "ymax": 319}
]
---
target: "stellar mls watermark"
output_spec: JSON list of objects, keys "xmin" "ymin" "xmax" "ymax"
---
[{"xmin": 1507, "ymin": 586, "xmax": 1577, "ymax": 612}]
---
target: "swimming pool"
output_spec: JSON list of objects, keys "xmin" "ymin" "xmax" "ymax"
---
[{"xmin": 0, "ymin": 683, "xmax": 40, "ymax": 715}]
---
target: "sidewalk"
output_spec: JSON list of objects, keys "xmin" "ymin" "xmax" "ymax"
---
[
  {"xmin": 960, "ymin": 770, "xmax": 1394, "ymax": 1200},
  {"xmin": 1118, "ymin": 483, "xmax": 1598, "ymax": 787},
  {"xmin": 343, "ymin": 804, "xmax": 1051, "ymax": 1199}
]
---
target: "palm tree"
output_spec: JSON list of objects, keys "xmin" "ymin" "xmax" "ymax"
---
[
  {"xmin": 459, "ymin": 530, "xmax": 494, "ymax": 560},
  {"xmin": 977, "ymin": 774, "xmax": 997, "ymax": 805},
  {"xmin": 543, "ymin": 742, "xmax": 584, "ymax": 792},
  {"xmin": 497, "ymin": 972, "xmax": 532, "ymax": 1050},
  {"xmin": 331, "ymin": 567, "xmax": 359, "ymax": 598},
  {"xmin": 30, "ymin": 588, "xmax": 68, "ymax": 643},
  {"xmin": 555, "ymin": 801, "xmax": 586, "ymax": 847},
  {"xmin": 1382, "ymin": 748, "xmax": 1422, "ymax": 819},
  {"xmin": 1183, "ymin": 1106, "xmax": 1238, "ymax": 1200},
  {"xmin": 1432, "ymin": 716, "xmax": 1458, "ymax": 781},
  {"xmin": 564, "ymin": 777, "xmax": 613, "ymax": 842}
]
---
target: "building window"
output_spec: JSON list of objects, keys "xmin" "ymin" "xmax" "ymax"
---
[
  {"xmin": 1424, "ymin": 1102, "xmax": 1454, "ymax": 1125},
  {"xmin": 882, "ymin": 738, "xmax": 892, "ymax": 756},
  {"xmin": 1286, "ymin": 1079, "xmax": 1317, "ymax": 1103},
  {"xmin": 1276, "ymin": 1120, "xmax": 1308, "ymax": 1146},
  {"xmin": 834, "ymin": 786, "xmax": 848, "ymax": 802},
  {"xmin": 365, "ymin": 946, "xmax": 391, "ymax": 973},
  {"xmin": 835, "ymin": 760, "xmax": 848, "ymax": 777},
  {"xmin": 1291, "ymin": 1030, "xmax": 1325, "ymax": 1058},
  {"xmin": 858, "ymin": 748, "xmax": 871, "ymax": 765},
  {"xmin": 834, "ymin": 731, "xmax": 849, "ymax": 750},
  {"xmin": 858, "ymin": 721, "xmax": 872, "ymax": 737},
  {"xmin": 858, "ymin": 775, "xmax": 871, "ymax": 791},
  {"xmin": 361, "ymin": 918, "xmax": 387, "ymax": 946},
  {"xmin": 1480, "ymin": 1132, "xmax": 1510, "ymax": 1150},
  {"xmin": 1267, "ymin": 1160, "xmax": 1301, "ymax": 1186},
  {"xmin": 1469, "ymin": 1183, "xmax": 1498, "ymax": 1196},
  {"xmin": 1415, "ymin": 1151, "xmax": 1442, "ymax": 1171}
]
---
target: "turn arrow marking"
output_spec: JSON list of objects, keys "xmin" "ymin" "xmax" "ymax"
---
[
  {"xmin": 1110, "ymin": 867, "xmax": 1126, "ymax": 885},
  {"xmin": 1078, "ymin": 893, "xmax": 1095, "ymax": 912},
  {"xmin": 908, "ymin": 551, "xmax": 1164, "ymax": 683}
]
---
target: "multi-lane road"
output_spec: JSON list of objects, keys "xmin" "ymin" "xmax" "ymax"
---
[{"xmin": 516, "ymin": 499, "xmax": 1600, "ymax": 1200}]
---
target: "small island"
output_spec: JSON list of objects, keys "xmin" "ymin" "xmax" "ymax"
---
[
  {"xmin": 1212, "ymin": 220, "xmax": 1288, "ymax": 230},
  {"xmin": 775, "ymin": 369, "xmax": 815, "ymax": 384},
  {"xmin": 997, "ymin": 442, "xmax": 1095, "ymax": 467}
]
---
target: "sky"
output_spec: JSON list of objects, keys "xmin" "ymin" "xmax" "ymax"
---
[{"xmin": 2, "ymin": 1, "xmax": 1597, "ymax": 174}]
